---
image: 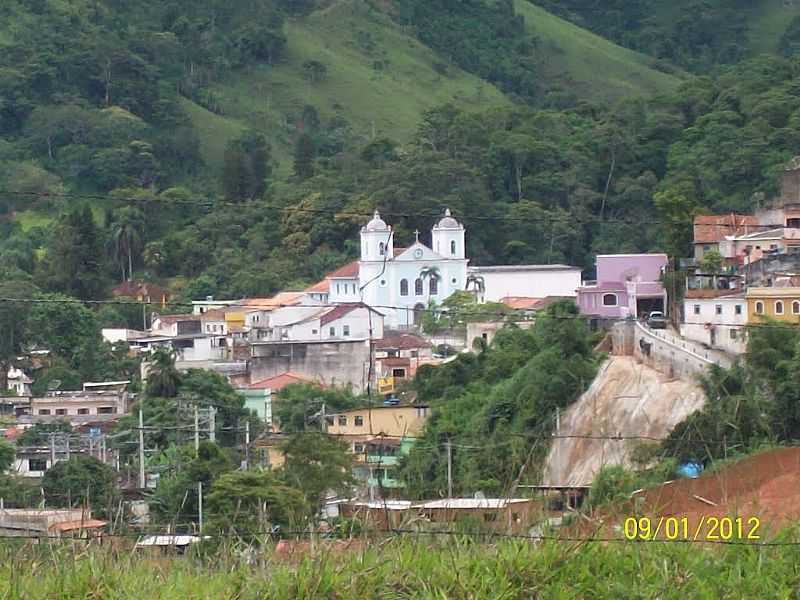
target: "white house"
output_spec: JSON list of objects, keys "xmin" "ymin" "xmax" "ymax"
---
[
  {"xmin": 681, "ymin": 293, "xmax": 748, "ymax": 355},
  {"xmin": 469, "ymin": 265, "xmax": 582, "ymax": 303},
  {"xmin": 258, "ymin": 303, "xmax": 384, "ymax": 342},
  {"xmin": 6, "ymin": 367, "xmax": 32, "ymax": 396}
]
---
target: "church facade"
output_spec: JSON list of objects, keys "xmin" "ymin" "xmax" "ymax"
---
[{"xmin": 328, "ymin": 210, "xmax": 469, "ymax": 328}]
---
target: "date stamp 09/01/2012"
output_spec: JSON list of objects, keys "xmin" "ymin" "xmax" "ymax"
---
[{"xmin": 623, "ymin": 516, "xmax": 762, "ymax": 542}]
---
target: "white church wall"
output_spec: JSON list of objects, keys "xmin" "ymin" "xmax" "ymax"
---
[{"xmin": 473, "ymin": 267, "xmax": 582, "ymax": 302}]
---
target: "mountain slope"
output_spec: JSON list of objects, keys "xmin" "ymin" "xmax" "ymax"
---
[{"xmin": 515, "ymin": 0, "xmax": 682, "ymax": 101}]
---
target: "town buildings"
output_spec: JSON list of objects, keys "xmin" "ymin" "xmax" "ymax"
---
[{"xmin": 746, "ymin": 287, "xmax": 800, "ymax": 323}]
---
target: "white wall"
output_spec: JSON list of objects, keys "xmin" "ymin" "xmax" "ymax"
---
[
  {"xmin": 681, "ymin": 297, "xmax": 747, "ymax": 355},
  {"xmin": 476, "ymin": 269, "xmax": 581, "ymax": 302},
  {"xmin": 329, "ymin": 279, "xmax": 361, "ymax": 302}
]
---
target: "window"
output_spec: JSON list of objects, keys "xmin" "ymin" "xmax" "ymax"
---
[
  {"xmin": 379, "ymin": 242, "xmax": 385, "ymax": 256},
  {"xmin": 410, "ymin": 350, "xmax": 418, "ymax": 358},
  {"xmin": 38, "ymin": 409, "xmax": 50, "ymax": 415},
  {"xmin": 329, "ymin": 326, "xmax": 336, "ymax": 337},
  {"xmin": 755, "ymin": 301, "xmax": 765, "ymax": 315},
  {"xmin": 794, "ymin": 301, "xmax": 800, "ymax": 315},
  {"xmin": 776, "ymin": 301, "xmax": 785, "ymax": 315},
  {"xmin": 703, "ymin": 245, "xmax": 711, "ymax": 251},
  {"xmin": 735, "ymin": 305, "xmax": 742, "ymax": 315},
  {"xmin": 55, "ymin": 409, "xmax": 67, "ymax": 416},
  {"xmin": 338, "ymin": 416, "xmax": 347, "ymax": 426},
  {"xmin": 354, "ymin": 416, "xmax": 364, "ymax": 427},
  {"xmin": 429, "ymin": 277, "xmax": 438, "ymax": 295},
  {"xmin": 98, "ymin": 406, "xmax": 116, "ymax": 414},
  {"xmin": 351, "ymin": 283, "xmax": 356, "ymax": 294},
  {"xmin": 312, "ymin": 329, "xmax": 318, "ymax": 335},
  {"xmin": 694, "ymin": 305, "xmax": 701, "ymax": 315},
  {"xmin": 400, "ymin": 279, "xmax": 409, "ymax": 296},
  {"xmin": 28, "ymin": 459, "xmax": 47, "ymax": 472},
  {"xmin": 392, "ymin": 368, "xmax": 406, "ymax": 378},
  {"xmin": 380, "ymin": 279, "xmax": 387, "ymax": 287},
  {"xmin": 343, "ymin": 325, "xmax": 350, "ymax": 336},
  {"xmin": 450, "ymin": 240, "xmax": 456, "ymax": 255},
  {"xmin": 730, "ymin": 329, "xmax": 738, "ymax": 340},
  {"xmin": 602, "ymin": 293, "xmax": 617, "ymax": 307},
  {"xmin": 415, "ymin": 278, "xmax": 423, "ymax": 295},
  {"xmin": 483, "ymin": 513, "xmax": 498, "ymax": 522},
  {"xmin": 336, "ymin": 284, "xmax": 341, "ymax": 294},
  {"xmin": 715, "ymin": 305, "xmax": 722, "ymax": 316},
  {"xmin": 354, "ymin": 444, "xmax": 364, "ymax": 453},
  {"xmin": 78, "ymin": 408, "xmax": 89, "ymax": 415}
]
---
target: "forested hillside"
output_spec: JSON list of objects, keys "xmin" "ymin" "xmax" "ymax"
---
[{"xmin": 2, "ymin": 0, "xmax": 800, "ymax": 322}]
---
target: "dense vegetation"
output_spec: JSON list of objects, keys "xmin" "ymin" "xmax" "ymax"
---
[
  {"xmin": 400, "ymin": 301, "xmax": 599, "ymax": 498},
  {"xmin": 2, "ymin": 536, "xmax": 800, "ymax": 598}
]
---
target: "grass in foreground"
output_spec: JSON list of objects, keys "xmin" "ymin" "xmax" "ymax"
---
[{"xmin": 2, "ymin": 533, "xmax": 799, "ymax": 599}]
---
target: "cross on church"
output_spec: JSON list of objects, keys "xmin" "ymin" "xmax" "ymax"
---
[{"xmin": 414, "ymin": 229, "xmax": 420, "ymax": 242}]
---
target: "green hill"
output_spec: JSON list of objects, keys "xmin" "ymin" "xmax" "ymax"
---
[{"xmin": 515, "ymin": 0, "xmax": 681, "ymax": 100}]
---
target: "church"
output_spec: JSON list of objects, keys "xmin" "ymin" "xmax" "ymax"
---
[{"xmin": 326, "ymin": 209, "xmax": 469, "ymax": 328}]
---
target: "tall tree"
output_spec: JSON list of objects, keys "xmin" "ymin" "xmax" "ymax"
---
[
  {"xmin": 110, "ymin": 207, "xmax": 145, "ymax": 282},
  {"xmin": 293, "ymin": 133, "xmax": 316, "ymax": 180},
  {"xmin": 0, "ymin": 280, "xmax": 38, "ymax": 393}
]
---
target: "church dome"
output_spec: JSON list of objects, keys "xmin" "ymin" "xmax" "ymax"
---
[
  {"xmin": 434, "ymin": 208, "xmax": 461, "ymax": 229},
  {"xmin": 363, "ymin": 210, "xmax": 389, "ymax": 232}
]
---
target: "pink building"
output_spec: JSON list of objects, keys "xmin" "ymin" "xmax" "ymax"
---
[{"xmin": 577, "ymin": 254, "xmax": 668, "ymax": 319}]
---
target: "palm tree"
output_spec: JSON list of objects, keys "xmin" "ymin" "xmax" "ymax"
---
[
  {"xmin": 145, "ymin": 346, "xmax": 181, "ymax": 398},
  {"xmin": 111, "ymin": 207, "xmax": 145, "ymax": 282},
  {"xmin": 419, "ymin": 266, "xmax": 441, "ymax": 295}
]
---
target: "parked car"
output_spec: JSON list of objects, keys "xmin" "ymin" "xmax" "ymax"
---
[{"xmin": 647, "ymin": 311, "xmax": 667, "ymax": 329}]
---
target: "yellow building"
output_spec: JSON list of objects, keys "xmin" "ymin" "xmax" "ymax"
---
[
  {"xmin": 326, "ymin": 405, "xmax": 429, "ymax": 438},
  {"xmin": 746, "ymin": 287, "xmax": 800, "ymax": 323}
]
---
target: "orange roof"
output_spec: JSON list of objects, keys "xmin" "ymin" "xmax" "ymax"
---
[
  {"xmin": 327, "ymin": 261, "xmax": 359, "ymax": 279},
  {"xmin": 306, "ymin": 279, "xmax": 330, "ymax": 293},
  {"xmin": 239, "ymin": 292, "xmax": 305, "ymax": 310},
  {"xmin": 49, "ymin": 519, "xmax": 107, "ymax": 532},
  {"xmin": 693, "ymin": 214, "xmax": 760, "ymax": 244},
  {"xmin": 248, "ymin": 372, "xmax": 317, "ymax": 391},
  {"xmin": 500, "ymin": 296, "xmax": 542, "ymax": 310}
]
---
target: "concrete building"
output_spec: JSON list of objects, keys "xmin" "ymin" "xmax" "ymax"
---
[
  {"xmin": 249, "ymin": 339, "xmax": 372, "ymax": 391},
  {"xmin": 577, "ymin": 254, "xmax": 668, "ymax": 319},
  {"xmin": 6, "ymin": 367, "xmax": 31, "ymax": 396},
  {"xmin": 746, "ymin": 287, "xmax": 800, "ymax": 324},
  {"xmin": 681, "ymin": 292, "xmax": 748, "ymax": 355},
  {"xmin": 468, "ymin": 265, "xmax": 581, "ymax": 303},
  {"xmin": 0, "ymin": 509, "xmax": 106, "ymax": 537},
  {"xmin": 30, "ymin": 388, "xmax": 129, "ymax": 418},
  {"xmin": 692, "ymin": 214, "xmax": 760, "ymax": 263},
  {"xmin": 374, "ymin": 331, "xmax": 433, "ymax": 383}
]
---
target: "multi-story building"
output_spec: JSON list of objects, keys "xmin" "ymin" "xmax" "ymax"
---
[
  {"xmin": 681, "ymin": 292, "xmax": 748, "ymax": 355},
  {"xmin": 746, "ymin": 287, "xmax": 800, "ymax": 323}
]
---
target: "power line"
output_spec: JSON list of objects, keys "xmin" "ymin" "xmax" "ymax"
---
[{"xmin": 0, "ymin": 187, "xmax": 785, "ymax": 227}]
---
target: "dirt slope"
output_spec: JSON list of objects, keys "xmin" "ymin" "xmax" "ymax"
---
[{"xmin": 542, "ymin": 356, "xmax": 705, "ymax": 486}]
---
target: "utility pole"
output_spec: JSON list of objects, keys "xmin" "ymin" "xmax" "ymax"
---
[
  {"xmin": 198, "ymin": 482, "xmax": 203, "ymax": 535},
  {"xmin": 194, "ymin": 405, "xmax": 200, "ymax": 454},
  {"xmin": 209, "ymin": 407, "xmax": 216, "ymax": 443},
  {"xmin": 49, "ymin": 433, "xmax": 55, "ymax": 467},
  {"xmin": 242, "ymin": 420, "xmax": 251, "ymax": 471},
  {"xmin": 446, "ymin": 438, "xmax": 453, "ymax": 498},
  {"xmin": 138, "ymin": 407, "xmax": 146, "ymax": 489}
]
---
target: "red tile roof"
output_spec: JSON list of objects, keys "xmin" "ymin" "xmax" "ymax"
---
[
  {"xmin": 239, "ymin": 292, "xmax": 305, "ymax": 309},
  {"xmin": 693, "ymin": 214, "xmax": 760, "ymax": 244},
  {"xmin": 375, "ymin": 331, "xmax": 431, "ymax": 350},
  {"xmin": 318, "ymin": 303, "xmax": 381, "ymax": 325},
  {"xmin": 248, "ymin": 372, "xmax": 316, "ymax": 391},
  {"xmin": 306, "ymin": 279, "xmax": 330, "ymax": 293},
  {"xmin": 327, "ymin": 260, "xmax": 360, "ymax": 279},
  {"xmin": 500, "ymin": 296, "xmax": 542, "ymax": 310}
]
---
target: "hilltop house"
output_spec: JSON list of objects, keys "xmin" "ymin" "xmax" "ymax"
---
[{"xmin": 577, "ymin": 254, "xmax": 668, "ymax": 319}]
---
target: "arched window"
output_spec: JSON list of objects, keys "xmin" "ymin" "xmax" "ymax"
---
[
  {"xmin": 602, "ymin": 293, "xmax": 617, "ymax": 307},
  {"xmin": 755, "ymin": 301, "xmax": 764, "ymax": 315},
  {"xmin": 415, "ymin": 278, "xmax": 423, "ymax": 295},
  {"xmin": 429, "ymin": 277, "xmax": 438, "ymax": 295},
  {"xmin": 450, "ymin": 240, "xmax": 456, "ymax": 255},
  {"xmin": 379, "ymin": 242, "xmax": 385, "ymax": 256},
  {"xmin": 400, "ymin": 279, "xmax": 409, "ymax": 296},
  {"xmin": 776, "ymin": 300, "xmax": 784, "ymax": 315},
  {"xmin": 793, "ymin": 301, "xmax": 800, "ymax": 315}
]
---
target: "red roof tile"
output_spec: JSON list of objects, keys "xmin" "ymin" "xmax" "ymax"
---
[
  {"xmin": 319, "ymin": 303, "xmax": 381, "ymax": 325},
  {"xmin": 306, "ymin": 279, "xmax": 330, "ymax": 293},
  {"xmin": 327, "ymin": 260, "xmax": 360, "ymax": 279},
  {"xmin": 375, "ymin": 331, "xmax": 431, "ymax": 350},
  {"xmin": 248, "ymin": 372, "xmax": 316, "ymax": 391},
  {"xmin": 500, "ymin": 296, "xmax": 542, "ymax": 310},
  {"xmin": 693, "ymin": 214, "xmax": 760, "ymax": 244}
]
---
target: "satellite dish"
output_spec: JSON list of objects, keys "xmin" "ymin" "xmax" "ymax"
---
[{"xmin": 47, "ymin": 379, "xmax": 61, "ymax": 391}]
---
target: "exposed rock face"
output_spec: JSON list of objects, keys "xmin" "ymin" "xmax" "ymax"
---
[{"xmin": 542, "ymin": 356, "xmax": 706, "ymax": 487}]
